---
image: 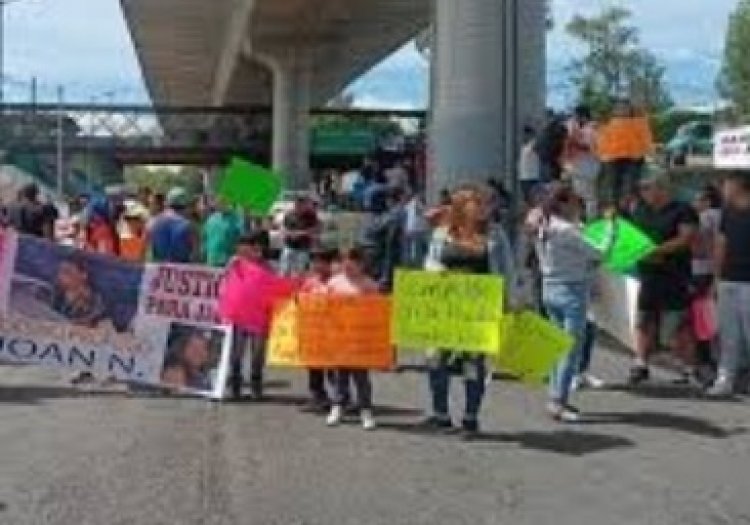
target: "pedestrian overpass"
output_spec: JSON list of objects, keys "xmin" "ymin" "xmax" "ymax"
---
[{"xmin": 120, "ymin": 0, "xmax": 548, "ymax": 196}]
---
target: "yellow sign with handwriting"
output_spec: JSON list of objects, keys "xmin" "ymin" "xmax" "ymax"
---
[{"xmin": 392, "ymin": 270, "xmax": 504, "ymax": 354}]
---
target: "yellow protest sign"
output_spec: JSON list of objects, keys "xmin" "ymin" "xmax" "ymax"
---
[
  {"xmin": 495, "ymin": 312, "xmax": 574, "ymax": 384},
  {"xmin": 392, "ymin": 270, "xmax": 504, "ymax": 354},
  {"xmin": 267, "ymin": 301, "xmax": 302, "ymax": 368}
]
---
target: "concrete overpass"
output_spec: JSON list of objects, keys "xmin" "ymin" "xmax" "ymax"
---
[{"xmin": 121, "ymin": 0, "xmax": 547, "ymax": 196}]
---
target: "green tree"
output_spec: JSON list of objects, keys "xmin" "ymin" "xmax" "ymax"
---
[
  {"xmin": 566, "ymin": 7, "xmax": 673, "ymax": 117},
  {"xmin": 719, "ymin": 0, "xmax": 750, "ymax": 117},
  {"xmin": 123, "ymin": 166, "xmax": 205, "ymax": 196}
]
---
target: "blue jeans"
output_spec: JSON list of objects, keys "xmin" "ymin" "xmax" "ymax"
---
[
  {"xmin": 401, "ymin": 231, "xmax": 428, "ymax": 268},
  {"xmin": 428, "ymin": 353, "xmax": 487, "ymax": 422},
  {"xmin": 543, "ymin": 282, "xmax": 589, "ymax": 404}
]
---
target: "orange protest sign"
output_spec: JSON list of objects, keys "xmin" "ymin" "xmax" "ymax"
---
[
  {"xmin": 298, "ymin": 294, "xmax": 394, "ymax": 370},
  {"xmin": 267, "ymin": 300, "xmax": 302, "ymax": 368},
  {"xmin": 597, "ymin": 116, "xmax": 654, "ymax": 162}
]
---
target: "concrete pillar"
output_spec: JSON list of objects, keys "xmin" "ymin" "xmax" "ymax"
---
[
  {"xmin": 268, "ymin": 49, "xmax": 311, "ymax": 191},
  {"xmin": 429, "ymin": 0, "xmax": 546, "ymax": 200}
]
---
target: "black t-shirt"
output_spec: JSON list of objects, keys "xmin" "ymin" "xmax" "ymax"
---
[
  {"xmin": 631, "ymin": 200, "xmax": 699, "ymax": 309},
  {"xmin": 720, "ymin": 205, "xmax": 750, "ymax": 283},
  {"xmin": 7, "ymin": 202, "xmax": 46, "ymax": 237},
  {"xmin": 283, "ymin": 209, "xmax": 319, "ymax": 251}
]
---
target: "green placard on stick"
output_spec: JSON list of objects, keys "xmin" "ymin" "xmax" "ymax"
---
[
  {"xmin": 218, "ymin": 157, "xmax": 283, "ymax": 215},
  {"xmin": 583, "ymin": 218, "xmax": 656, "ymax": 273}
]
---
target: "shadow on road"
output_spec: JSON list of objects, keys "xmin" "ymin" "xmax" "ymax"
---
[
  {"xmin": 0, "ymin": 385, "xmax": 126, "ymax": 404},
  {"xmin": 378, "ymin": 422, "xmax": 635, "ymax": 456},
  {"xmin": 606, "ymin": 383, "xmax": 737, "ymax": 401},
  {"xmin": 582, "ymin": 411, "xmax": 747, "ymax": 439}
]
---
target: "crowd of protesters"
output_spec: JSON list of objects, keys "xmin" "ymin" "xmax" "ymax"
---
[{"xmin": 2, "ymin": 98, "xmax": 749, "ymax": 437}]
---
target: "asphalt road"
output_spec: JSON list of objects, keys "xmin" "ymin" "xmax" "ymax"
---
[{"xmin": 1, "ymin": 347, "xmax": 749, "ymax": 525}]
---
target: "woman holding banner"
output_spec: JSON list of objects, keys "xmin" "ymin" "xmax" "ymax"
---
[
  {"xmin": 535, "ymin": 186, "xmax": 614, "ymax": 422},
  {"xmin": 422, "ymin": 186, "xmax": 515, "ymax": 438}
]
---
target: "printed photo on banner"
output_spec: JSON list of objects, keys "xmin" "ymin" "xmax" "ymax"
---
[
  {"xmin": 160, "ymin": 322, "xmax": 231, "ymax": 399},
  {"xmin": 9, "ymin": 235, "xmax": 142, "ymax": 332}
]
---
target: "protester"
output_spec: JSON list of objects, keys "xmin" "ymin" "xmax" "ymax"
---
[
  {"xmin": 226, "ymin": 231, "xmax": 273, "ymax": 400},
  {"xmin": 84, "ymin": 196, "xmax": 119, "ymax": 256},
  {"xmin": 422, "ymin": 185, "xmax": 515, "ymax": 438},
  {"xmin": 279, "ymin": 197, "xmax": 320, "ymax": 276},
  {"xmin": 146, "ymin": 187, "xmax": 196, "ymax": 264},
  {"xmin": 118, "ymin": 201, "xmax": 149, "ymax": 263},
  {"xmin": 384, "ymin": 159, "xmax": 410, "ymax": 193},
  {"xmin": 340, "ymin": 165, "xmax": 363, "ymax": 210},
  {"xmin": 535, "ymin": 111, "xmax": 568, "ymax": 182},
  {"xmin": 535, "ymin": 186, "xmax": 614, "ymax": 421},
  {"xmin": 325, "ymin": 248, "xmax": 380, "ymax": 431},
  {"xmin": 628, "ymin": 173, "xmax": 699, "ymax": 386},
  {"xmin": 300, "ymin": 247, "xmax": 338, "ymax": 412},
  {"xmin": 7, "ymin": 183, "xmax": 47, "ymax": 238},
  {"xmin": 564, "ymin": 105, "xmax": 600, "ymax": 218},
  {"xmin": 691, "ymin": 184, "xmax": 722, "ymax": 372},
  {"xmin": 709, "ymin": 172, "xmax": 750, "ymax": 397},
  {"xmin": 359, "ymin": 187, "xmax": 404, "ymax": 291},
  {"xmin": 402, "ymin": 192, "xmax": 430, "ymax": 268},
  {"xmin": 519, "ymin": 125, "xmax": 541, "ymax": 204},
  {"xmin": 203, "ymin": 200, "xmax": 244, "ymax": 267}
]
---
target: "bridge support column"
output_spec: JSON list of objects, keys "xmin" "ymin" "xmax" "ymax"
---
[
  {"xmin": 268, "ymin": 49, "xmax": 312, "ymax": 191},
  {"xmin": 429, "ymin": 0, "xmax": 546, "ymax": 200}
]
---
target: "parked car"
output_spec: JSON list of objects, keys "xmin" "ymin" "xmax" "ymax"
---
[{"xmin": 665, "ymin": 121, "xmax": 713, "ymax": 166}]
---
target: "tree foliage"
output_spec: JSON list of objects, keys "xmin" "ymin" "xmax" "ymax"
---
[
  {"xmin": 123, "ymin": 166, "xmax": 205, "ymax": 196},
  {"xmin": 566, "ymin": 7, "xmax": 673, "ymax": 117},
  {"xmin": 719, "ymin": 0, "xmax": 750, "ymax": 117}
]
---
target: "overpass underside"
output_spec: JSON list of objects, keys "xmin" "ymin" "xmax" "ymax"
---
[{"xmin": 122, "ymin": 0, "xmax": 546, "ymax": 195}]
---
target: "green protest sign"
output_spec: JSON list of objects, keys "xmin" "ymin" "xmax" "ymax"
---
[
  {"xmin": 584, "ymin": 218, "xmax": 655, "ymax": 273},
  {"xmin": 494, "ymin": 312, "xmax": 573, "ymax": 385},
  {"xmin": 217, "ymin": 157, "xmax": 283, "ymax": 215}
]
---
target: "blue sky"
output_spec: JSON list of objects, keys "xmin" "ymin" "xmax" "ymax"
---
[{"xmin": 2, "ymin": 0, "xmax": 737, "ymax": 107}]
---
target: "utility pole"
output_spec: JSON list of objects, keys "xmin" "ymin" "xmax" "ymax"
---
[{"xmin": 56, "ymin": 85, "xmax": 64, "ymax": 197}]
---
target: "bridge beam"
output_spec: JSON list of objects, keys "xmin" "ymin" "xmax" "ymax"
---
[
  {"xmin": 211, "ymin": 0, "xmax": 257, "ymax": 106},
  {"xmin": 429, "ymin": 0, "xmax": 546, "ymax": 199}
]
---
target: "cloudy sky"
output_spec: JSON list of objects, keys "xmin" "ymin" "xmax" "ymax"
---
[{"xmin": 2, "ymin": 0, "xmax": 737, "ymax": 107}]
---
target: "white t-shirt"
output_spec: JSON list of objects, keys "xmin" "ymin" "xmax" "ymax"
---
[
  {"xmin": 341, "ymin": 170, "xmax": 362, "ymax": 194},
  {"xmin": 519, "ymin": 142, "xmax": 541, "ymax": 182}
]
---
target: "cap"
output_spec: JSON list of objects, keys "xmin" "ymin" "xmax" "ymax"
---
[{"xmin": 166, "ymin": 187, "xmax": 190, "ymax": 208}]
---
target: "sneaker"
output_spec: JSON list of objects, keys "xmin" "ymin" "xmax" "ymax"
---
[
  {"xmin": 580, "ymin": 373, "xmax": 606, "ymax": 390},
  {"xmin": 627, "ymin": 366, "xmax": 650, "ymax": 386},
  {"xmin": 361, "ymin": 409, "xmax": 377, "ymax": 431},
  {"xmin": 326, "ymin": 405, "xmax": 343, "ymax": 427},
  {"xmin": 547, "ymin": 401, "xmax": 582, "ymax": 423},
  {"xmin": 706, "ymin": 378, "xmax": 734, "ymax": 398}
]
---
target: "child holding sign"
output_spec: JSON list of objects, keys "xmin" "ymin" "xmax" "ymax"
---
[
  {"xmin": 224, "ymin": 231, "xmax": 272, "ymax": 400},
  {"xmin": 300, "ymin": 247, "xmax": 338, "ymax": 413},
  {"xmin": 325, "ymin": 248, "xmax": 380, "ymax": 431}
]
